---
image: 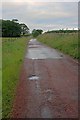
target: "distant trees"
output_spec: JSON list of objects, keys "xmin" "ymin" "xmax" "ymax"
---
[
  {"xmin": 2, "ymin": 19, "xmax": 29, "ymax": 37},
  {"xmin": 36, "ymin": 29, "xmax": 43, "ymax": 34},
  {"xmin": 46, "ymin": 29, "xmax": 78, "ymax": 34},
  {"xmin": 32, "ymin": 29, "xmax": 40, "ymax": 37},
  {"xmin": 32, "ymin": 29, "xmax": 43, "ymax": 37}
]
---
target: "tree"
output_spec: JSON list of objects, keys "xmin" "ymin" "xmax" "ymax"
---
[
  {"xmin": 12, "ymin": 19, "xmax": 18, "ymax": 22},
  {"xmin": 32, "ymin": 29, "xmax": 40, "ymax": 37},
  {"xmin": 2, "ymin": 19, "xmax": 21, "ymax": 37},
  {"xmin": 20, "ymin": 23, "xmax": 29, "ymax": 35},
  {"xmin": 2, "ymin": 19, "xmax": 30, "ymax": 37},
  {"xmin": 32, "ymin": 29, "xmax": 43, "ymax": 37},
  {"xmin": 36, "ymin": 29, "xmax": 43, "ymax": 34}
]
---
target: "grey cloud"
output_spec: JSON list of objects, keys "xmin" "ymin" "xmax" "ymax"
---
[{"xmin": 2, "ymin": 2, "xmax": 78, "ymax": 32}]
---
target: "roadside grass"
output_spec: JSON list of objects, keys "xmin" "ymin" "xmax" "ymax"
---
[
  {"xmin": 0, "ymin": 38, "xmax": 2, "ymax": 119},
  {"xmin": 37, "ymin": 32, "xmax": 79, "ymax": 59},
  {"xmin": 2, "ymin": 37, "xmax": 29, "ymax": 118}
]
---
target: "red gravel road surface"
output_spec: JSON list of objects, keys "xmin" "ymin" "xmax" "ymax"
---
[{"xmin": 11, "ymin": 39, "xmax": 78, "ymax": 118}]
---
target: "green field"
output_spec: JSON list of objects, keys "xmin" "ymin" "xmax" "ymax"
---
[
  {"xmin": 0, "ymin": 38, "xmax": 2, "ymax": 119},
  {"xmin": 37, "ymin": 32, "xmax": 79, "ymax": 59},
  {"xmin": 2, "ymin": 37, "xmax": 29, "ymax": 118}
]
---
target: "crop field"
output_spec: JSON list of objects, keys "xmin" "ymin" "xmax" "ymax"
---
[
  {"xmin": 37, "ymin": 32, "xmax": 79, "ymax": 59},
  {"xmin": 2, "ymin": 37, "xmax": 29, "ymax": 118}
]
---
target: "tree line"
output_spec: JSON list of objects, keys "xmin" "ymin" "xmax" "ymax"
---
[
  {"xmin": 0, "ymin": 19, "xmax": 29, "ymax": 37},
  {"xmin": 1, "ymin": 19, "xmax": 78, "ymax": 37},
  {"xmin": 0, "ymin": 19, "xmax": 43, "ymax": 37},
  {"xmin": 46, "ymin": 29, "xmax": 78, "ymax": 34}
]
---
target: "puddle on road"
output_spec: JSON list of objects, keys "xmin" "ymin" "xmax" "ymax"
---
[
  {"xmin": 28, "ymin": 75, "xmax": 39, "ymax": 81},
  {"xmin": 28, "ymin": 45, "xmax": 41, "ymax": 48},
  {"xmin": 27, "ymin": 48, "xmax": 62, "ymax": 59},
  {"xmin": 26, "ymin": 39, "xmax": 63, "ymax": 60},
  {"xmin": 41, "ymin": 105, "xmax": 53, "ymax": 118}
]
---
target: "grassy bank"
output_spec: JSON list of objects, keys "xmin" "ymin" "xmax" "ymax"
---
[
  {"xmin": 37, "ymin": 33, "xmax": 78, "ymax": 59},
  {"xmin": 0, "ymin": 38, "xmax": 2, "ymax": 119},
  {"xmin": 2, "ymin": 37, "xmax": 29, "ymax": 118}
]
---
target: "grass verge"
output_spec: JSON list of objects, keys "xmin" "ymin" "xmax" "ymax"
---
[
  {"xmin": 2, "ymin": 37, "xmax": 29, "ymax": 118},
  {"xmin": 0, "ymin": 38, "xmax": 2, "ymax": 119},
  {"xmin": 37, "ymin": 33, "xmax": 79, "ymax": 59}
]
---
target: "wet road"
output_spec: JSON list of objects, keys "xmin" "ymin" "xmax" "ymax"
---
[{"xmin": 12, "ymin": 39, "xmax": 78, "ymax": 118}]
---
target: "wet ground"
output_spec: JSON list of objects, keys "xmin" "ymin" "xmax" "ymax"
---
[{"xmin": 11, "ymin": 39, "xmax": 78, "ymax": 118}]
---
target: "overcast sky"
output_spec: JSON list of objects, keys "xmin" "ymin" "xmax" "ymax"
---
[{"xmin": 1, "ymin": 0, "xmax": 79, "ymax": 32}]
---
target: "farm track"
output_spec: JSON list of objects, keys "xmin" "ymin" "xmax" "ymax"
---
[{"xmin": 11, "ymin": 39, "xmax": 78, "ymax": 118}]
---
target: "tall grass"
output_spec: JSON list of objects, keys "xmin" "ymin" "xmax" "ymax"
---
[
  {"xmin": 37, "ymin": 33, "xmax": 78, "ymax": 59},
  {"xmin": 2, "ymin": 37, "xmax": 29, "ymax": 118},
  {"xmin": 0, "ymin": 38, "xmax": 2, "ymax": 119}
]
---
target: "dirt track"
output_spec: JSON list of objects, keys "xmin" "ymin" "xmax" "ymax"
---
[{"xmin": 11, "ymin": 39, "xmax": 78, "ymax": 118}]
